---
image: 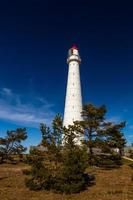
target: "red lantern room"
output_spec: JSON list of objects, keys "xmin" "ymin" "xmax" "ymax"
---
[
  {"xmin": 67, "ymin": 44, "xmax": 81, "ymax": 64},
  {"xmin": 71, "ymin": 44, "xmax": 78, "ymax": 50}
]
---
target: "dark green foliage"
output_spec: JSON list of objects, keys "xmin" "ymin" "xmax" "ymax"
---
[
  {"xmin": 98, "ymin": 122, "xmax": 126, "ymax": 167},
  {"xmin": 53, "ymin": 123, "xmax": 91, "ymax": 194},
  {"xmin": 80, "ymin": 103, "xmax": 126, "ymax": 167},
  {"xmin": 25, "ymin": 115, "xmax": 92, "ymax": 194},
  {"xmin": 0, "ymin": 128, "xmax": 27, "ymax": 163},
  {"xmin": 54, "ymin": 146, "xmax": 90, "ymax": 194},
  {"xmin": 80, "ymin": 104, "xmax": 107, "ymax": 165},
  {"xmin": 40, "ymin": 115, "xmax": 63, "ymax": 178},
  {"xmin": 25, "ymin": 148, "xmax": 55, "ymax": 190},
  {"xmin": 25, "ymin": 154, "xmax": 53, "ymax": 190},
  {"xmin": 101, "ymin": 122, "xmax": 126, "ymax": 155},
  {"xmin": 25, "ymin": 115, "xmax": 63, "ymax": 191},
  {"xmin": 128, "ymin": 149, "xmax": 133, "ymax": 159},
  {"xmin": 25, "ymin": 103, "xmax": 126, "ymax": 193},
  {"xmin": 95, "ymin": 154, "xmax": 122, "ymax": 169}
]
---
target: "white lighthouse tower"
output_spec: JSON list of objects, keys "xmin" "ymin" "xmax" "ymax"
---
[{"xmin": 63, "ymin": 45, "xmax": 83, "ymax": 128}]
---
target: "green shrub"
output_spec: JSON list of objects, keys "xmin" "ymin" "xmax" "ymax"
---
[
  {"xmin": 53, "ymin": 147, "xmax": 92, "ymax": 194},
  {"xmin": 25, "ymin": 116, "xmax": 94, "ymax": 194},
  {"xmin": 95, "ymin": 154, "xmax": 122, "ymax": 169},
  {"xmin": 25, "ymin": 157, "xmax": 54, "ymax": 190}
]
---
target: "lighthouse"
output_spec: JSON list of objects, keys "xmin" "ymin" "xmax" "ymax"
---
[{"xmin": 63, "ymin": 45, "xmax": 83, "ymax": 128}]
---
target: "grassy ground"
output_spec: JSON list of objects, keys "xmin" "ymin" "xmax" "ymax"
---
[{"xmin": 0, "ymin": 162, "xmax": 133, "ymax": 200}]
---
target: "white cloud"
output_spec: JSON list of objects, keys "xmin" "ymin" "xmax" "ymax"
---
[
  {"xmin": 0, "ymin": 88, "xmax": 55, "ymax": 127},
  {"xmin": 36, "ymin": 97, "xmax": 54, "ymax": 108},
  {"xmin": 2, "ymin": 88, "xmax": 12, "ymax": 96}
]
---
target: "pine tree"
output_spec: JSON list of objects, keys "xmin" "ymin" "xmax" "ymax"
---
[
  {"xmin": 80, "ymin": 104, "xmax": 106, "ymax": 165},
  {"xmin": 102, "ymin": 122, "xmax": 126, "ymax": 155},
  {"xmin": 25, "ymin": 116, "xmax": 94, "ymax": 193},
  {"xmin": 80, "ymin": 103, "xmax": 126, "ymax": 167},
  {"xmin": 128, "ymin": 149, "xmax": 133, "ymax": 159},
  {"xmin": 40, "ymin": 114, "xmax": 63, "ymax": 172},
  {"xmin": 25, "ymin": 148, "xmax": 53, "ymax": 190},
  {"xmin": 54, "ymin": 124, "xmax": 93, "ymax": 194},
  {"xmin": 25, "ymin": 115, "xmax": 63, "ymax": 190},
  {"xmin": 0, "ymin": 128, "xmax": 27, "ymax": 163}
]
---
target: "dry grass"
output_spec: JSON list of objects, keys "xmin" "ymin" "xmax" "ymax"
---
[{"xmin": 0, "ymin": 163, "xmax": 133, "ymax": 200}]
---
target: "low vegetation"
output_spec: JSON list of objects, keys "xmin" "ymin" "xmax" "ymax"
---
[
  {"xmin": 0, "ymin": 163, "xmax": 133, "ymax": 200},
  {"xmin": 128, "ymin": 149, "xmax": 133, "ymax": 159},
  {"xmin": 24, "ymin": 104, "xmax": 126, "ymax": 194},
  {"xmin": 25, "ymin": 116, "xmax": 94, "ymax": 194},
  {"xmin": 0, "ymin": 128, "xmax": 27, "ymax": 163},
  {"xmin": 0, "ymin": 103, "xmax": 129, "ymax": 197}
]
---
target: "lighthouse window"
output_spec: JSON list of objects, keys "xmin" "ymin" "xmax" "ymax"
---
[
  {"xmin": 73, "ymin": 73, "xmax": 75, "ymax": 75},
  {"xmin": 73, "ymin": 83, "xmax": 74, "ymax": 86},
  {"xmin": 72, "ymin": 94, "xmax": 74, "ymax": 97},
  {"xmin": 73, "ymin": 106, "xmax": 74, "ymax": 109}
]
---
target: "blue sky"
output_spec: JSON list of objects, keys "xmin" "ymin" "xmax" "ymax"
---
[{"xmin": 0, "ymin": 0, "xmax": 133, "ymax": 147}]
